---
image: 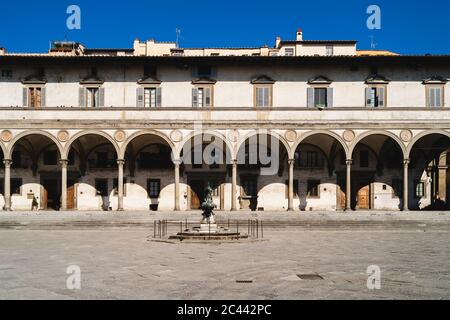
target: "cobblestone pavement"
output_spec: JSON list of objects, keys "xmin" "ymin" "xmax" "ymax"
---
[{"xmin": 0, "ymin": 211, "xmax": 449, "ymax": 300}]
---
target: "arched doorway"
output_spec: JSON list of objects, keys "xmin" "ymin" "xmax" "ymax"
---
[
  {"xmin": 66, "ymin": 133, "xmax": 119, "ymax": 211},
  {"xmin": 350, "ymin": 134, "xmax": 404, "ymax": 210},
  {"xmin": 121, "ymin": 133, "xmax": 175, "ymax": 211},
  {"xmin": 236, "ymin": 132, "xmax": 289, "ymax": 211},
  {"xmin": 292, "ymin": 133, "xmax": 348, "ymax": 211},
  {"xmin": 8, "ymin": 133, "xmax": 63, "ymax": 210},
  {"xmin": 408, "ymin": 132, "xmax": 450, "ymax": 210},
  {"xmin": 180, "ymin": 133, "xmax": 232, "ymax": 210}
]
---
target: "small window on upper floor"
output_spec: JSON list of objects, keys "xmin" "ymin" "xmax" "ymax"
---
[
  {"xmin": 137, "ymin": 87, "xmax": 161, "ymax": 108},
  {"xmin": 326, "ymin": 46, "xmax": 334, "ymax": 56},
  {"xmin": 23, "ymin": 87, "xmax": 46, "ymax": 108},
  {"xmin": 365, "ymin": 86, "xmax": 386, "ymax": 107},
  {"xmin": 427, "ymin": 86, "xmax": 444, "ymax": 108},
  {"xmin": 79, "ymin": 87, "xmax": 105, "ymax": 108},
  {"xmin": 1, "ymin": 69, "xmax": 12, "ymax": 79},
  {"xmin": 285, "ymin": 48, "xmax": 294, "ymax": 56},
  {"xmin": 192, "ymin": 86, "xmax": 213, "ymax": 108},
  {"xmin": 307, "ymin": 87, "xmax": 333, "ymax": 108},
  {"xmin": 254, "ymin": 86, "xmax": 272, "ymax": 107}
]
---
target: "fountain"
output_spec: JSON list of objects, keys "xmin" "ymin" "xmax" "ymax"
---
[{"xmin": 170, "ymin": 185, "xmax": 248, "ymax": 241}]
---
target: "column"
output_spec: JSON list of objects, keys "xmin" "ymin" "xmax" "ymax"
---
[
  {"xmin": 346, "ymin": 159, "xmax": 352, "ymax": 211},
  {"xmin": 117, "ymin": 159, "xmax": 125, "ymax": 211},
  {"xmin": 174, "ymin": 159, "xmax": 181, "ymax": 211},
  {"xmin": 288, "ymin": 159, "xmax": 295, "ymax": 211},
  {"xmin": 231, "ymin": 160, "xmax": 237, "ymax": 211},
  {"xmin": 403, "ymin": 158, "xmax": 410, "ymax": 211},
  {"xmin": 3, "ymin": 159, "xmax": 12, "ymax": 211},
  {"xmin": 438, "ymin": 152, "xmax": 447, "ymax": 202},
  {"xmin": 60, "ymin": 159, "xmax": 68, "ymax": 211}
]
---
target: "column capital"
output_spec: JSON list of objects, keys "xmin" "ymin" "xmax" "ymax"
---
[
  {"xmin": 116, "ymin": 159, "xmax": 125, "ymax": 166},
  {"xmin": 403, "ymin": 158, "xmax": 411, "ymax": 166},
  {"xmin": 173, "ymin": 159, "xmax": 182, "ymax": 166},
  {"xmin": 59, "ymin": 159, "xmax": 68, "ymax": 167},
  {"xmin": 231, "ymin": 159, "xmax": 238, "ymax": 166},
  {"xmin": 288, "ymin": 159, "xmax": 295, "ymax": 166},
  {"xmin": 346, "ymin": 159, "xmax": 353, "ymax": 166},
  {"xmin": 3, "ymin": 159, "xmax": 12, "ymax": 167}
]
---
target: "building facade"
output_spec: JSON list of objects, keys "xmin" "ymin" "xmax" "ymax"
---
[{"xmin": 0, "ymin": 29, "xmax": 449, "ymax": 212}]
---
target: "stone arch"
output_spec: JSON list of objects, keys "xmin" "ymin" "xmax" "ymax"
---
[
  {"xmin": 236, "ymin": 130, "xmax": 291, "ymax": 160},
  {"xmin": 178, "ymin": 130, "xmax": 234, "ymax": 161},
  {"xmin": 406, "ymin": 130, "xmax": 450, "ymax": 159},
  {"xmin": 291, "ymin": 130, "xmax": 349, "ymax": 159},
  {"xmin": 64, "ymin": 130, "xmax": 120, "ymax": 159},
  {"xmin": 0, "ymin": 141, "xmax": 6, "ymax": 158},
  {"xmin": 349, "ymin": 130, "xmax": 407, "ymax": 160},
  {"xmin": 119, "ymin": 130, "xmax": 175, "ymax": 160},
  {"xmin": 6, "ymin": 130, "xmax": 63, "ymax": 159}
]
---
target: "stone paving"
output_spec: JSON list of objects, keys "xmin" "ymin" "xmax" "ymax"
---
[{"xmin": 0, "ymin": 211, "xmax": 450, "ymax": 300}]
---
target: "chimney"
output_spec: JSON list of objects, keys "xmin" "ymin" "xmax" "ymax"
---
[
  {"xmin": 296, "ymin": 28, "xmax": 303, "ymax": 41},
  {"xmin": 275, "ymin": 36, "xmax": 281, "ymax": 48}
]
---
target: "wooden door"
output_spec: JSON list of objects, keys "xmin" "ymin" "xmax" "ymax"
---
[
  {"xmin": 42, "ymin": 187, "xmax": 48, "ymax": 209},
  {"xmin": 240, "ymin": 176, "xmax": 257, "ymax": 211},
  {"xmin": 357, "ymin": 185, "xmax": 370, "ymax": 209},
  {"xmin": 189, "ymin": 180, "xmax": 204, "ymax": 209},
  {"xmin": 339, "ymin": 186, "xmax": 346, "ymax": 210},
  {"xmin": 67, "ymin": 186, "xmax": 75, "ymax": 209}
]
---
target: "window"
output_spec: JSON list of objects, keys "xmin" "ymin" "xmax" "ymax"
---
[
  {"xmin": 415, "ymin": 181, "xmax": 425, "ymax": 198},
  {"xmin": 427, "ymin": 86, "xmax": 444, "ymax": 107},
  {"xmin": 307, "ymin": 180, "xmax": 320, "ymax": 198},
  {"xmin": 307, "ymin": 87, "xmax": 333, "ymax": 108},
  {"xmin": 147, "ymin": 179, "xmax": 161, "ymax": 198},
  {"xmin": 1, "ymin": 69, "xmax": 12, "ymax": 78},
  {"xmin": 137, "ymin": 87, "xmax": 161, "ymax": 108},
  {"xmin": 285, "ymin": 48, "xmax": 294, "ymax": 56},
  {"xmin": 11, "ymin": 178, "xmax": 23, "ymax": 195},
  {"xmin": 392, "ymin": 179, "xmax": 403, "ymax": 198},
  {"xmin": 360, "ymin": 150, "xmax": 369, "ymax": 168},
  {"xmin": 255, "ymin": 86, "xmax": 272, "ymax": 107},
  {"xmin": 95, "ymin": 179, "xmax": 108, "ymax": 197},
  {"xmin": 285, "ymin": 180, "xmax": 299, "ymax": 198},
  {"xmin": 365, "ymin": 86, "xmax": 386, "ymax": 107},
  {"xmin": 79, "ymin": 87, "xmax": 104, "ymax": 108},
  {"xmin": 27, "ymin": 87, "xmax": 42, "ymax": 108},
  {"xmin": 43, "ymin": 150, "xmax": 58, "ymax": 166},
  {"xmin": 192, "ymin": 87, "xmax": 213, "ymax": 107},
  {"xmin": 326, "ymin": 46, "xmax": 334, "ymax": 56}
]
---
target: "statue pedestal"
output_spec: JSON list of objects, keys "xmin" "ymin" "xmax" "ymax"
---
[{"xmin": 198, "ymin": 223, "xmax": 219, "ymax": 233}]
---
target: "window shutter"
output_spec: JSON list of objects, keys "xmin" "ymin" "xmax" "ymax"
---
[
  {"xmin": 156, "ymin": 87, "xmax": 162, "ymax": 107},
  {"xmin": 192, "ymin": 88, "xmax": 198, "ymax": 107},
  {"xmin": 326, "ymin": 88, "xmax": 333, "ymax": 107},
  {"xmin": 378, "ymin": 87, "xmax": 385, "ymax": 107},
  {"xmin": 255, "ymin": 88, "xmax": 262, "ymax": 107},
  {"xmin": 41, "ymin": 87, "xmax": 46, "ymax": 107},
  {"xmin": 264, "ymin": 87, "xmax": 270, "ymax": 107},
  {"xmin": 204, "ymin": 87, "xmax": 211, "ymax": 107},
  {"xmin": 23, "ymin": 88, "xmax": 28, "ymax": 107},
  {"xmin": 429, "ymin": 87, "xmax": 435, "ymax": 107},
  {"xmin": 99, "ymin": 87, "xmax": 105, "ymax": 107},
  {"xmin": 79, "ymin": 88, "xmax": 86, "ymax": 107},
  {"xmin": 307, "ymin": 88, "xmax": 314, "ymax": 107},
  {"xmin": 136, "ymin": 87, "xmax": 144, "ymax": 107},
  {"xmin": 365, "ymin": 88, "xmax": 372, "ymax": 107}
]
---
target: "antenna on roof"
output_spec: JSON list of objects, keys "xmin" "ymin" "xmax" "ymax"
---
[
  {"xmin": 176, "ymin": 28, "xmax": 181, "ymax": 48},
  {"xmin": 370, "ymin": 35, "xmax": 377, "ymax": 49}
]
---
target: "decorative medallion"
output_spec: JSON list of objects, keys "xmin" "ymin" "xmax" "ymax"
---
[
  {"xmin": 170, "ymin": 130, "xmax": 183, "ymax": 143},
  {"xmin": 343, "ymin": 130, "xmax": 355, "ymax": 142},
  {"xmin": 400, "ymin": 130, "xmax": 413, "ymax": 143},
  {"xmin": 227, "ymin": 130, "xmax": 239, "ymax": 143},
  {"xmin": 57, "ymin": 130, "xmax": 70, "ymax": 142},
  {"xmin": 114, "ymin": 130, "xmax": 126, "ymax": 142},
  {"xmin": 0, "ymin": 130, "xmax": 12, "ymax": 142},
  {"xmin": 285, "ymin": 130, "xmax": 298, "ymax": 143}
]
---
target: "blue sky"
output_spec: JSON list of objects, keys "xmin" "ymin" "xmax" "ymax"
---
[{"xmin": 1, "ymin": 0, "xmax": 449, "ymax": 54}]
